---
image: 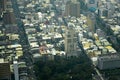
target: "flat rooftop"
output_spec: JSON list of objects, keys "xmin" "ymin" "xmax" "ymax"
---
[{"xmin": 98, "ymin": 53, "xmax": 120, "ymax": 61}]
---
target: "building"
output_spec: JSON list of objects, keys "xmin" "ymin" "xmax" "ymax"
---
[
  {"xmin": 87, "ymin": 12, "xmax": 96, "ymax": 34},
  {"xmin": 97, "ymin": 54, "xmax": 120, "ymax": 70},
  {"xmin": 0, "ymin": 0, "xmax": 13, "ymax": 11},
  {"xmin": 86, "ymin": 0, "xmax": 98, "ymax": 11},
  {"xmin": 0, "ymin": 59, "xmax": 11, "ymax": 80},
  {"xmin": 64, "ymin": 1, "xmax": 80, "ymax": 17},
  {"xmin": 0, "ymin": 0, "xmax": 6, "ymax": 16},
  {"xmin": 13, "ymin": 61, "xmax": 19, "ymax": 80},
  {"xmin": 96, "ymin": 29, "xmax": 106, "ymax": 38},
  {"xmin": 98, "ymin": 6, "xmax": 108, "ymax": 18},
  {"xmin": 1, "ymin": 0, "xmax": 16, "ymax": 25},
  {"xmin": 3, "ymin": 11, "xmax": 16, "ymax": 24},
  {"xmin": 0, "ymin": 0, "xmax": 7, "ymax": 11},
  {"xmin": 65, "ymin": 23, "xmax": 78, "ymax": 57},
  {"xmin": 32, "ymin": 53, "xmax": 41, "ymax": 63},
  {"xmin": 98, "ymin": 0, "xmax": 115, "ymax": 18}
]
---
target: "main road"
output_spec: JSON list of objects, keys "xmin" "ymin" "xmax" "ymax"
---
[{"xmin": 11, "ymin": 0, "xmax": 36, "ymax": 80}]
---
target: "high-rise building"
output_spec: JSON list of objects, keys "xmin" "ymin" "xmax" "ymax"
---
[
  {"xmin": 0, "ymin": 0, "xmax": 13, "ymax": 11},
  {"xmin": 86, "ymin": 0, "xmax": 98, "ymax": 11},
  {"xmin": 0, "ymin": 0, "xmax": 7, "ymax": 16},
  {"xmin": 2, "ymin": 0, "xmax": 17, "ymax": 34},
  {"xmin": 3, "ymin": 11, "xmax": 16, "ymax": 24},
  {"xmin": 1, "ymin": 0, "xmax": 16, "ymax": 25},
  {"xmin": 6, "ymin": 0, "xmax": 13, "ymax": 11},
  {"xmin": 13, "ymin": 61, "xmax": 19, "ymax": 80},
  {"xmin": 0, "ymin": 59, "xmax": 11, "ymax": 80},
  {"xmin": 65, "ymin": 23, "xmax": 78, "ymax": 57},
  {"xmin": 0, "ymin": 0, "xmax": 7, "ymax": 11},
  {"xmin": 0, "ymin": 0, "xmax": 3, "ymax": 12},
  {"xmin": 98, "ymin": 0, "xmax": 115, "ymax": 18},
  {"xmin": 86, "ymin": 12, "xmax": 96, "ymax": 34},
  {"xmin": 64, "ymin": 1, "xmax": 80, "ymax": 17}
]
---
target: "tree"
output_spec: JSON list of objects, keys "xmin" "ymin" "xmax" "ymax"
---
[
  {"xmin": 33, "ymin": 56, "xmax": 94, "ymax": 80},
  {"xmin": 108, "ymin": 76, "xmax": 118, "ymax": 80}
]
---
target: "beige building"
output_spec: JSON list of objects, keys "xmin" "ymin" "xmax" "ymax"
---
[
  {"xmin": 87, "ymin": 12, "xmax": 96, "ymax": 34},
  {"xmin": 65, "ymin": 23, "xmax": 78, "ymax": 57}
]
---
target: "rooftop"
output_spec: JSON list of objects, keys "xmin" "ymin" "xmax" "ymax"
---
[
  {"xmin": 0, "ymin": 58, "xmax": 4, "ymax": 63},
  {"xmin": 98, "ymin": 53, "xmax": 120, "ymax": 61}
]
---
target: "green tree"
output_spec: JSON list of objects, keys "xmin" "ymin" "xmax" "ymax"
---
[{"xmin": 34, "ymin": 56, "xmax": 94, "ymax": 80}]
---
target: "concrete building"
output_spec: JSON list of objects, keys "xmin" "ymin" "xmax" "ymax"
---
[
  {"xmin": 13, "ymin": 61, "xmax": 19, "ymax": 80},
  {"xmin": 0, "ymin": 0, "xmax": 16, "ymax": 24},
  {"xmin": 86, "ymin": 0, "xmax": 98, "ymax": 11},
  {"xmin": 0, "ymin": 0, "xmax": 7, "ymax": 11},
  {"xmin": 0, "ymin": 0, "xmax": 7, "ymax": 16},
  {"xmin": 64, "ymin": 1, "xmax": 80, "ymax": 17},
  {"xmin": 98, "ymin": 0, "xmax": 115, "ymax": 18},
  {"xmin": 65, "ymin": 23, "xmax": 78, "ymax": 57},
  {"xmin": 96, "ymin": 29, "xmax": 106, "ymax": 38},
  {"xmin": 87, "ymin": 12, "xmax": 96, "ymax": 34},
  {"xmin": 32, "ymin": 53, "xmax": 41, "ymax": 63},
  {"xmin": 98, "ymin": 6, "xmax": 108, "ymax": 18},
  {"xmin": 0, "ymin": 59, "xmax": 11, "ymax": 80},
  {"xmin": 3, "ymin": 11, "xmax": 16, "ymax": 24},
  {"xmin": 0, "ymin": 0, "xmax": 13, "ymax": 12},
  {"xmin": 97, "ymin": 54, "xmax": 120, "ymax": 70}
]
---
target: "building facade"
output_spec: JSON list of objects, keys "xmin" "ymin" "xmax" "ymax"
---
[
  {"xmin": 98, "ymin": 0, "xmax": 115, "ymax": 18},
  {"xmin": 0, "ymin": 62, "xmax": 11, "ymax": 80},
  {"xmin": 87, "ymin": 0, "xmax": 98, "ymax": 11},
  {"xmin": 65, "ymin": 23, "xmax": 78, "ymax": 57},
  {"xmin": 87, "ymin": 12, "xmax": 96, "ymax": 34},
  {"xmin": 3, "ymin": 11, "xmax": 16, "ymax": 24},
  {"xmin": 97, "ymin": 54, "xmax": 120, "ymax": 70},
  {"xmin": 64, "ymin": 1, "xmax": 80, "ymax": 17},
  {"xmin": 13, "ymin": 61, "xmax": 19, "ymax": 80}
]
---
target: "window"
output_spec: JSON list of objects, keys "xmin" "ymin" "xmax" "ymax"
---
[
  {"xmin": 67, "ymin": 34, "xmax": 71, "ymax": 37},
  {"xmin": 74, "ymin": 33, "xmax": 77, "ymax": 37},
  {"xmin": 73, "ymin": 38, "xmax": 77, "ymax": 42},
  {"xmin": 103, "ymin": 10, "xmax": 108, "ymax": 17},
  {"xmin": 68, "ymin": 39, "xmax": 71, "ymax": 43},
  {"xmin": 70, "ymin": 44, "xmax": 73, "ymax": 48}
]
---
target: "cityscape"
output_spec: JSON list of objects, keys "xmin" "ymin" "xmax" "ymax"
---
[{"xmin": 0, "ymin": 0, "xmax": 120, "ymax": 80}]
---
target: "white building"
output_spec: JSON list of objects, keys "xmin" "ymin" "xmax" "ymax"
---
[{"xmin": 13, "ymin": 61, "xmax": 19, "ymax": 80}]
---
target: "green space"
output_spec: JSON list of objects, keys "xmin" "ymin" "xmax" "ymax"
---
[{"xmin": 33, "ymin": 56, "xmax": 94, "ymax": 80}]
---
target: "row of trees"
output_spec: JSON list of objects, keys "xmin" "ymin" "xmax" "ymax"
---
[{"xmin": 33, "ymin": 56, "xmax": 95, "ymax": 80}]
